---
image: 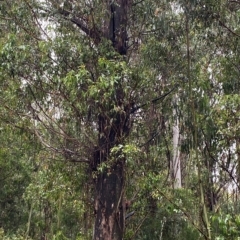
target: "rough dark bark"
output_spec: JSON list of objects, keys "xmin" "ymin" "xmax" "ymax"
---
[
  {"xmin": 109, "ymin": 1, "xmax": 128, "ymax": 55},
  {"xmin": 91, "ymin": 1, "xmax": 131, "ymax": 239},
  {"xmin": 92, "ymin": 105, "xmax": 131, "ymax": 239},
  {"xmin": 93, "ymin": 160, "xmax": 125, "ymax": 240}
]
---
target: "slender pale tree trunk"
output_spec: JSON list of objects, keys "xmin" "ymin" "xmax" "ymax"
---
[{"xmin": 172, "ymin": 95, "xmax": 182, "ymax": 188}]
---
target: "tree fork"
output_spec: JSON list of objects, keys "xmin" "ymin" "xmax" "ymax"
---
[{"xmin": 59, "ymin": 0, "xmax": 132, "ymax": 238}]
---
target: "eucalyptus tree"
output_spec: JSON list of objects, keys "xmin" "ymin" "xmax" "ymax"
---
[
  {"xmin": 0, "ymin": 0, "xmax": 178, "ymax": 239},
  {"xmin": 2, "ymin": 0, "xmax": 240, "ymax": 239}
]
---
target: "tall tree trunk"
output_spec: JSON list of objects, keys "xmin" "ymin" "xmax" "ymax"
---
[
  {"xmin": 171, "ymin": 95, "xmax": 182, "ymax": 188},
  {"xmin": 92, "ymin": 1, "xmax": 131, "ymax": 239},
  {"xmin": 59, "ymin": 1, "xmax": 131, "ymax": 238},
  {"xmin": 93, "ymin": 108, "xmax": 131, "ymax": 239},
  {"xmin": 93, "ymin": 160, "xmax": 125, "ymax": 240}
]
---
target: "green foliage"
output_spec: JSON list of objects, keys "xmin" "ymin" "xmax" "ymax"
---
[
  {"xmin": 211, "ymin": 213, "xmax": 240, "ymax": 239},
  {"xmin": 0, "ymin": 228, "xmax": 31, "ymax": 240},
  {"xmin": 1, "ymin": 0, "xmax": 240, "ymax": 239},
  {"xmin": 23, "ymin": 160, "xmax": 90, "ymax": 239},
  {"xmin": 0, "ymin": 125, "xmax": 34, "ymax": 233}
]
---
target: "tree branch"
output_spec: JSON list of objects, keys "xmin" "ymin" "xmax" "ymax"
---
[
  {"xmin": 229, "ymin": 0, "xmax": 240, "ymax": 4},
  {"xmin": 219, "ymin": 20, "xmax": 240, "ymax": 37},
  {"xmin": 58, "ymin": 8, "xmax": 101, "ymax": 44},
  {"xmin": 131, "ymin": 84, "xmax": 178, "ymax": 114}
]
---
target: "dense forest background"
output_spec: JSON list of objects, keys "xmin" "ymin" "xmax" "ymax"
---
[{"xmin": 1, "ymin": 0, "xmax": 240, "ymax": 239}]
